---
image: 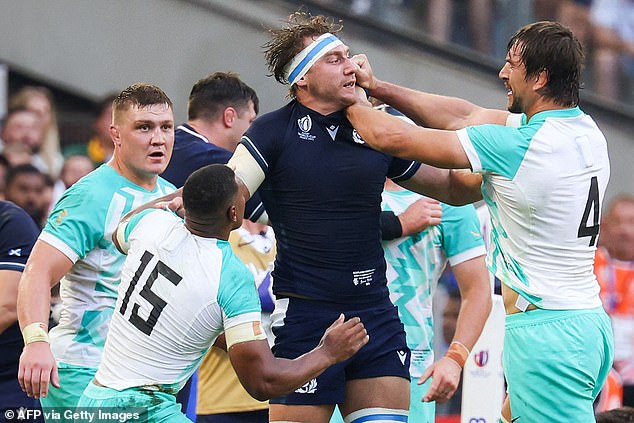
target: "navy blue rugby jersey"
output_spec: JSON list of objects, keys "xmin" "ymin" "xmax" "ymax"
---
[
  {"xmin": 0, "ymin": 201, "xmax": 39, "ymax": 380},
  {"xmin": 161, "ymin": 124, "xmax": 265, "ymax": 222},
  {"xmin": 240, "ymin": 100, "xmax": 421, "ymax": 303}
]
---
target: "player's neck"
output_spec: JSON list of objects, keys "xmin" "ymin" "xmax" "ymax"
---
[
  {"xmin": 185, "ymin": 218, "xmax": 229, "ymax": 241},
  {"xmin": 107, "ymin": 158, "xmax": 158, "ymax": 191},
  {"xmin": 297, "ymin": 94, "xmax": 343, "ymax": 116},
  {"xmin": 188, "ymin": 120, "xmax": 234, "ymax": 152}
]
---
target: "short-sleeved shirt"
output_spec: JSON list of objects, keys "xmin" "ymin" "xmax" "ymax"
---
[
  {"xmin": 381, "ymin": 190, "xmax": 486, "ymax": 377},
  {"xmin": 456, "ymin": 107, "xmax": 609, "ymax": 309},
  {"xmin": 95, "ymin": 209, "xmax": 261, "ymax": 391},
  {"xmin": 0, "ymin": 201, "xmax": 40, "ymax": 380},
  {"xmin": 40, "ymin": 164, "xmax": 175, "ymax": 368},
  {"xmin": 240, "ymin": 100, "xmax": 421, "ymax": 303},
  {"xmin": 161, "ymin": 124, "xmax": 265, "ymax": 222}
]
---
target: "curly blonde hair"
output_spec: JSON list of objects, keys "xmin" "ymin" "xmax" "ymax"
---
[{"xmin": 264, "ymin": 11, "xmax": 343, "ymax": 97}]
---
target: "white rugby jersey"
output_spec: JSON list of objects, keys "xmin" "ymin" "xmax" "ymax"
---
[
  {"xmin": 41, "ymin": 165, "xmax": 175, "ymax": 368},
  {"xmin": 96, "ymin": 209, "xmax": 261, "ymax": 390},
  {"xmin": 457, "ymin": 107, "xmax": 610, "ymax": 309}
]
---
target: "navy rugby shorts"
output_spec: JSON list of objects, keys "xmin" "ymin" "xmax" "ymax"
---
[{"xmin": 269, "ymin": 296, "xmax": 410, "ymax": 405}]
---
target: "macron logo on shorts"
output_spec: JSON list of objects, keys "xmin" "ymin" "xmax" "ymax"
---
[{"xmin": 397, "ymin": 350, "xmax": 407, "ymax": 365}]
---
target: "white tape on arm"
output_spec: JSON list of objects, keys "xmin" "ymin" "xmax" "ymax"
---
[
  {"xmin": 227, "ymin": 144, "xmax": 265, "ymax": 198},
  {"xmin": 225, "ymin": 321, "xmax": 267, "ymax": 349}
]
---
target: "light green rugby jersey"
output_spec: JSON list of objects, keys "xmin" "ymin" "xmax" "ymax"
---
[
  {"xmin": 381, "ymin": 189, "xmax": 485, "ymax": 377},
  {"xmin": 457, "ymin": 108, "xmax": 609, "ymax": 310},
  {"xmin": 40, "ymin": 164, "xmax": 175, "ymax": 368}
]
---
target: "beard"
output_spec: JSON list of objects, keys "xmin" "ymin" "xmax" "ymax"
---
[{"xmin": 508, "ymin": 95, "xmax": 523, "ymax": 114}]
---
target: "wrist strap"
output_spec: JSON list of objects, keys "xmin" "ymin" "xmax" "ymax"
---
[
  {"xmin": 22, "ymin": 322, "xmax": 49, "ymax": 345},
  {"xmin": 444, "ymin": 341, "xmax": 470, "ymax": 368}
]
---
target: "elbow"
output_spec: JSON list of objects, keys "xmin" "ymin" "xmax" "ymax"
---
[{"xmin": 242, "ymin": 376, "xmax": 282, "ymax": 401}]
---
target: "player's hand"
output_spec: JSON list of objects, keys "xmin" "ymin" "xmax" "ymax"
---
[
  {"xmin": 18, "ymin": 342, "xmax": 60, "ymax": 399},
  {"xmin": 155, "ymin": 197, "xmax": 184, "ymax": 218},
  {"xmin": 398, "ymin": 198, "xmax": 442, "ymax": 236},
  {"xmin": 353, "ymin": 86, "xmax": 373, "ymax": 108},
  {"xmin": 352, "ymin": 54, "xmax": 377, "ymax": 91},
  {"xmin": 318, "ymin": 314, "xmax": 369, "ymax": 365},
  {"xmin": 418, "ymin": 356, "xmax": 462, "ymax": 404}
]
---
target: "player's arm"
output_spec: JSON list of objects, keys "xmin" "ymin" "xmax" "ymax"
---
[
  {"xmin": 0, "ymin": 270, "xmax": 21, "ymax": 335},
  {"xmin": 112, "ymin": 188, "xmax": 183, "ymax": 254},
  {"xmin": 398, "ymin": 165, "xmax": 482, "ymax": 206},
  {"xmin": 226, "ymin": 143, "xmax": 266, "ymax": 204},
  {"xmin": 228, "ymin": 314, "xmax": 368, "ymax": 401},
  {"xmin": 17, "ymin": 241, "xmax": 73, "ymax": 399},
  {"xmin": 420, "ymin": 255, "xmax": 492, "ymax": 403},
  {"xmin": 353, "ymin": 53, "xmax": 509, "ymax": 129}
]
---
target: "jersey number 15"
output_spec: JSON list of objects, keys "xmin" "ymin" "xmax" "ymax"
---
[{"xmin": 119, "ymin": 250, "xmax": 183, "ymax": 335}]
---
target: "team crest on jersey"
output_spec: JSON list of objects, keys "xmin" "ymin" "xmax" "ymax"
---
[
  {"xmin": 352, "ymin": 129, "xmax": 365, "ymax": 144},
  {"xmin": 297, "ymin": 115, "xmax": 316, "ymax": 141},
  {"xmin": 295, "ymin": 378, "xmax": 318, "ymax": 394},
  {"xmin": 473, "ymin": 350, "xmax": 489, "ymax": 367},
  {"xmin": 55, "ymin": 209, "xmax": 69, "ymax": 225}
]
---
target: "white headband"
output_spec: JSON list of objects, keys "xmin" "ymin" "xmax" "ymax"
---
[{"xmin": 284, "ymin": 33, "xmax": 344, "ymax": 85}]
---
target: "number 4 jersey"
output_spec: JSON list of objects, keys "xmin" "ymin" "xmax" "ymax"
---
[
  {"xmin": 456, "ymin": 107, "xmax": 610, "ymax": 310},
  {"xmin": 95, "ymin": 209, "xmax": 261, "ymax": 391}
]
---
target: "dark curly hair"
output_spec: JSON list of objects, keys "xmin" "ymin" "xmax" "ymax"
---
[{"xmin": 264, "ymin": 11, "xmax": 343, "ymax": 97}]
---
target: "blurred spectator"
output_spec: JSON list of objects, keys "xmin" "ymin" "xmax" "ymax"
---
[
  {"xmin": 9, "ymin": 86, "xmax": 63, "ymax": 177},
  {"xmin": 591, "ymin": 0, "xmax": 634, "ymax": 101},
  {"xmin": 64, "ymin": 94, "xmax": 116, "ymax": 166},
  {"xmin": 50, "ymin": 155, "xmax": 94, "ymax": 213},
  {"xmin": 0, "ymin": 200, "xmax": 42, "ymax": 420},
  {"xmin": 3, "ymin": 143, "xmax": 33, "ymax": 167},
  {"xmin": 4, "ymin": 164, "xmax": 48, "ymax": 228},
  {"xmin": 595, "ymin": 194, "xmax": 634, "ymax": 405},
  {"xmin": 427, "ymin": 0, "xmax": 493, "ymax": 54},
  {"xmin": 1, "ymin": 108, "xmax": 41, "ymax": 157}
]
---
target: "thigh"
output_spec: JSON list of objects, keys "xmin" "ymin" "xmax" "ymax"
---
[
  {"xmin": 339, "ymin": 376, "xmax": 410, "ymax": 417},
  {"xmin": 269, "ymin": 404, "xmax": 335, "ymax": 423},
  {"xmin": 504, "ymin": 308, "xmax": 613, "ymax": 423}
]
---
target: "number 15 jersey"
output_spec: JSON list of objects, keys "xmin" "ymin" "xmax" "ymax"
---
[
  {"xmin": 457, "ymin": 107, "xmax": 610, "ymax": 310},
  {"xmin": 95, "ymin": 209, "xmax": 261, "ymax": 391}
]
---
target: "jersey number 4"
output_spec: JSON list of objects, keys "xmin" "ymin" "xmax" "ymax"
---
[
  {"xmin": 578, "ymin": 176, "xmax": 600, "ymax": 247},
  {"xmin": 119, "ymin": 250, "xmax": 183, "ymax": 335}
]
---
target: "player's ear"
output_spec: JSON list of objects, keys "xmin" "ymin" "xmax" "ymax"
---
[
  {"xmin": 110, "ymin": 125, "xmax": 121, "ymax": 146},
  {"xmin": 227, "ymin": 205, "xmax": 238, "ymax": 223},
  {"xmin": 223, "ymin": 107, "xmax": 236, "ymax": 127}
]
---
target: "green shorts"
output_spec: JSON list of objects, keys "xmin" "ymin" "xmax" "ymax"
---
[
  {"xmin": 503, "ymin": 307, "xmax": 613, "ymax": 423},
  {"xmin": 39, "ymin": 362, "xmax": 95, "ymax": 421},
  {"xmin": 77, "ymin": 381, "xmax": 191, "ymax": 423},
  {"xmin": 408, "ymin": 378, "xmax": 435, "ymax": 423}
]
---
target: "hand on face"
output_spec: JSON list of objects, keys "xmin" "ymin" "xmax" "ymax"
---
[
  {"xmin": 353, "ymin": 86, "xmax": 373, "ymax": 108},
  {"xmin": 352, "ymin": 54, "xmax": 377, "ymax": 91}
]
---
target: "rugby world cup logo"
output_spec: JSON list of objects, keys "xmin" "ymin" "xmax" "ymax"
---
[
  {"xmin": 473, "ymin": 350, "xmax": 489, "ymax": 367},
  {"xmin": 298, "ymin": 115, "xmax": 312, "ymax": 133}
]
